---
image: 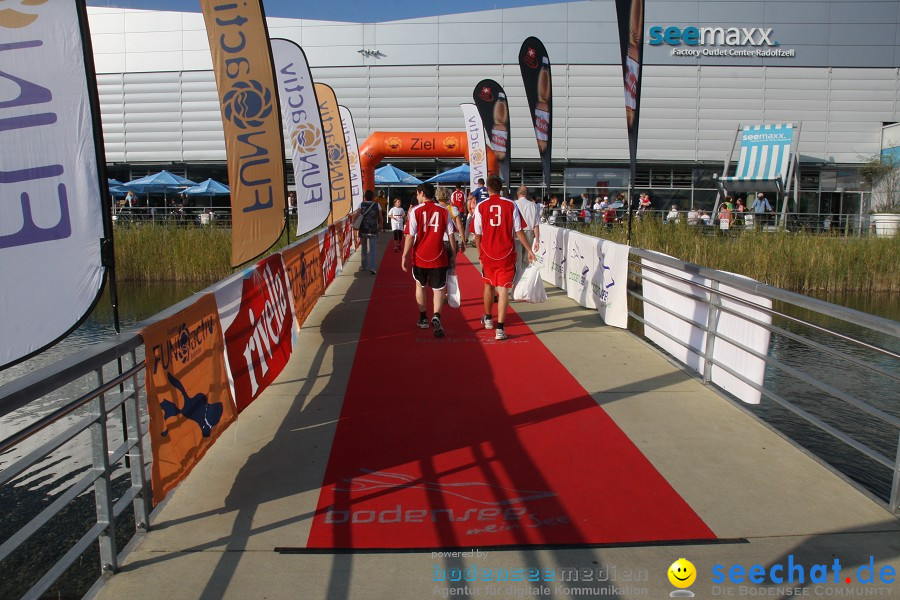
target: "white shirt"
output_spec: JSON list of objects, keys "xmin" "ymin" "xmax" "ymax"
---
[
  {"xmin": 388, "ymin": 206, "xmax": 405, "ymax": 231},
  {"xmin": 514, "ymin": 196, "xmax": 539, "ymax": 231}
]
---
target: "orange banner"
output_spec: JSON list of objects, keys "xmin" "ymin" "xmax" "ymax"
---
[
  {"xmin": 201, "ymin": 0, "xmax": 286, "ymax": 267},
  {"xmin": 142, "ymin": 294, "xmax": 236, "ymax": 506},
  {"xmin": 281, "ymin": 236, "xmax": 325, "ymax": 332},
  {"xmin": 315, "ymin": 83, "xmax": 352, "ymax": 223}
]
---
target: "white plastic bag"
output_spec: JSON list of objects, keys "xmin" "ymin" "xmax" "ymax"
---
[
  {"xmin": 512, "ymin": 263, "xmax": 547, "ymax": 303},
  {"xmin": 446, "ymin": 273, "xmax": 461, "ymax": 308}
]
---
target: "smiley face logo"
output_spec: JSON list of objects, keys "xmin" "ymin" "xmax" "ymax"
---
[{"xmin": 668, "ymin": 558, "xmax": 696, "ymax": 589}]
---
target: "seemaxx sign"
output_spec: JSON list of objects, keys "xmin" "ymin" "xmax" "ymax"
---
[{"xmin": 649, "ymin": 25, "xmax": 796, "ymax": 58}]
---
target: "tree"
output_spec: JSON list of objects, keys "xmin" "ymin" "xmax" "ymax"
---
[{"xmin": 859, "ymin": 154, "xmax": 900, "ymax": 214}]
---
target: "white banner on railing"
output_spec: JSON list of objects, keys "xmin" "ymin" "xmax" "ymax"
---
[
  {"xmin": 271, "ymin": 38, "xmax": 331, "ymax": 237},
  {"xmin": 642, "ymin": 257, "xmax": 708, "ymax": 373},
  {"xmin": 565, "ymin": 231, "xmax": 594, "ymax": 307},
  {"xmin": 339, "ymin": 106, "xmax": 363, "ymax": 211},
  {"xmin": 536, "ymin": 225, "xmax": 629, "ymax": 329},
  {"xmin": 710, "ymin": 278, "xmax": 771, "ymax": 404},
  {"xmin": 642, "ymin": 254, "xmax": 771, "ymax": 404},
  {"xmin": 538, "ymin": 224, "xmax": 568, "ymax": 290},
  {"xmin": 591, "ymin": 237, "xmax": 630, "ymax": 329},
  {"xmin": 0, "ymin": 2, "xmax": 106, "ymax": 369}
]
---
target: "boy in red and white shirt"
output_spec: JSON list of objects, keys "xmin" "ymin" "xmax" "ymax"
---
[
  {"xmin": 401, "ymin": 183, "xmax": 457, "ymax": 338},
  {"xmin": 473, "ymin": 175, "xmax": 535, "ymax": 340}
]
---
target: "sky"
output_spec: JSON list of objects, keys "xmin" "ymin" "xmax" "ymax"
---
[{"xmin": 86, "ymin": 0, "xmax": 572, "ymax": 23}]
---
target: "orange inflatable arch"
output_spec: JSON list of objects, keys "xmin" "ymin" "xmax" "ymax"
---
[{"xmin": 359, "ymin": 131, "xmax": 497, "ymax": 193}]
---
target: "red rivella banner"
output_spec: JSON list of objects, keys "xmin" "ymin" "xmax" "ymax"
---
[
  {"xmin": 142, "ymin": 294, "xmax": 236, "ymax": 505},
  {"xmin": 318, "ymin": 224, "xmax": 339, "ymax": 288},
  {"xmin": 281, "ymin": 236, "xmax": 325, "ymax": 331},
  {"xmin": 223, "ymin": 254, "xmax": 295, "ymax": 412},
  {"xmin": 338, "ymin": 217, "xmax": 353, "ymax": 265}
]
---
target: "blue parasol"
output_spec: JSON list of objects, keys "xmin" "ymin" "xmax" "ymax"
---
[
  {"xmin": 374, "ymin": 164, "xmax": 422, "ymax": 185},
  {"xmin": 126, "ymin": 170, "xmax": 197, "ymax": 192},
  {"xmin": 183, "ymin": 178, "xmax": 231, "ymax": 197},
  {"xmin": 425, "ymin": 164, "xmax": 470, "ymax": 184}
]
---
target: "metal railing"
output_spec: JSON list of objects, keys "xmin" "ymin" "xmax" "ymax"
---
[
  {"xmin": 623, "ymin": 246, "xmax": 900, "ymax": 514},
  {"xmin": 0, "ymin": 336, "xmax": 148, "ymax": 600},
  {"xmin": 544, "ymin": 207, "xmax": 883, "ymax": 236},
  {"xmin": 111, "ymin": 205, "xmax": 233, "ymax": 227},
  {"xmin": 0, "ymin": 229, "xmax": 322, "ymax": 598}
]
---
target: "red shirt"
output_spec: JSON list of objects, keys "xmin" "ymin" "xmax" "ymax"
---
[
  {"xmin": 474, "ymin": 194, "xmax": 522, "ymax": 261},
  {"xmin": 450, "ymin": 189, "xmax": 466, "ymax": 215},
  {"xmin": 407, "ymin": 201, "xmax": 454, "ymax": 268}
]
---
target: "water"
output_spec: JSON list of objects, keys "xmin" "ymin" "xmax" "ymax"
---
[{"xmin": 748, "ymin": 291, "xmax": 900, "ymax": 501}]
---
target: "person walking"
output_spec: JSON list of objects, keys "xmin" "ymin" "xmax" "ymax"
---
[
  {"xmin": 401, "ymin": 183, "xmax": 457, "ymax": 338},
  {"xmin": 375, "ymin": 190, "xmax": 388, "ymax": 228},
  {"xmin": 467, "ymin": 177, "xmax": 489, "ymax": 242},
  {"xmin": 750, "ymin": 192, "xmax": 772, "ymax": 227},
  {"xmin": 451, "ymin": 183, "xmax": 467, "ymax": 238},
  {"xmin": 436, "ymin": 187, "xmax": 467, "ymax": 259},
  {"xmin": 355, "ymin": 189, "xmax": 383, "ymax": 274},
  {"xmin": 388, "ymin": 198, "xmax": 405, "ymax": 252},
  {"xmin": 514, "ymin": 185, "xmax": 540, "ymax": 271},
  {"xmin": 474, "ymin": 175, "xmax": 535, "ymax": 341}
]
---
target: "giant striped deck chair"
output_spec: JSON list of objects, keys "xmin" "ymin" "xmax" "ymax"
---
[{"xmin": 716, "ymin": 122, "xmax": 801, "ymax": 220}]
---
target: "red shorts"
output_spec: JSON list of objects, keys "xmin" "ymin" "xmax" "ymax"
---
[{"xmin": 481, "ymin": 256, "xmax": 517, "ymax": 288}]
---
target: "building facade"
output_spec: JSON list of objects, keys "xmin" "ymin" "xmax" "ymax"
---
[{"xmin": 89, "ymin": 0, "xmax": 900, "ymax": 215}]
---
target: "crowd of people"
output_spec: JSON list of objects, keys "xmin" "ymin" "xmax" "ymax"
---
[
  {"xmin": 351, "ymin": 179, "xmax": 781, "ymax": 341},
  {"xmin": 354, "ymin": 176, "xmax": 539, "ymax": 341},
  {"xmin": 667, "ymin": 193, "xmax": 772, "ymax": 229}
]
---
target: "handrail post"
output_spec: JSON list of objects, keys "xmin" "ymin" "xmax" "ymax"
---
[
  {"xmin": 91, "ymin": 369, "xmax": 118, "ymax": 575},
  {"xmin": 890, "ymin": 432, "xmax": 900, "ymax": 515},
  {"xmin": 702, "ymin": 280, "xmax": 721, "ymax": 384},
  {"xmin": 125, "ymin": 349, "xmax": 151, "ymax": 531}
]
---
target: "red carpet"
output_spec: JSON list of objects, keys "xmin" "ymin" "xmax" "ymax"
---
[{"xmin": 306, "ymin": 244, "xmax": 716, "ymax": 549}]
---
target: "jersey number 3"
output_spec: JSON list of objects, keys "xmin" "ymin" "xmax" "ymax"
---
[{"xmin": 489, "ymin": 205, "xmax": 502, "ymax": 226}]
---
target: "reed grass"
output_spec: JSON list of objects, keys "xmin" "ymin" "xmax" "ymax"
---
[
  {"xmin": 115, "ymin": 222, "xmax": 899, "ymax": 293},
  {"xmin": 585, "ymin": 219, "xmax": 900, "ymax": 293},
  {"xmin": 113, "ymin": 224, "xmax": 293, "ymax": 282}
]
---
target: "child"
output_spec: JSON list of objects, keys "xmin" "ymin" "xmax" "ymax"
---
[{"xmin": 388, "ymin": 199, "xmax": 405, "ymax": 252}]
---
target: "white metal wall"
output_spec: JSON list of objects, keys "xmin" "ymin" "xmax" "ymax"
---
[{"xmin": 88, "ymin": 3, "xmax": 900, "ymax": 166}]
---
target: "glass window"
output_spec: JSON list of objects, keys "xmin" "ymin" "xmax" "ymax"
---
[
  {"xmin": 797, "ymin": 191, "xmax": 820, "ymax": 214},
  {"xmin": 691, "ymin": 189, "xmax": 718, "ymax": 211},
  {"xmin": 692, "ymin": 168, "xmax": 721, "ymax": 189},
  {"xmin": 799, "ymin": 170, "xmax": 819, "ymax": 190},
  {"xmin": 672, "ymin": 169, "xmax": 692, "ymax": 188},
  {"xmin": 651, "ymin": 168, "xmax": 671, "ymax": 187},
  {"xmin": 647, "ymin": 189, "xmax": 692, "ymax": 209},
  {"xmin": 564, "ymin": 167, "xmax": 629, "ymax": 198}
]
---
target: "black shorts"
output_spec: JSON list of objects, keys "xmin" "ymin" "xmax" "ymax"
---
[
  {"xmin": 412, "ymin": 266, "xmax": 448, "ymax": 290},
  {"xmin": 393, "ymin": 229, "xmax": 403, "ymax": 241}
]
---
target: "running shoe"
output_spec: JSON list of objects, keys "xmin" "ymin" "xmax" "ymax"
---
[
  {"xmin": 494, "ymin": 328, "xmax": 508, "ymax": 340},
  {"xmin": 416, "ymin": 318, "xmax": 429, "ymax": 329},
  {"xmin": 431, "ymin": 315, "xmax": 444, "ymax": 338},
  {"xmin": 481, "ymin": 315, "xmax": 494, "ymax": 330}
]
